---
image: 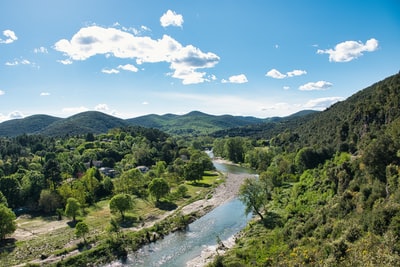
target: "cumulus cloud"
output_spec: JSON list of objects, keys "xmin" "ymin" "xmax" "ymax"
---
[
  {"xmin": 221, "ymin": 74, "xmax": 248, "ymax": 84},
  {"xmin": 54, "ymin": 26, "xmax": 219, "ymax": 84},
  {"xmin": 303, "ymin": 97, "xmax": 344, "ymax": 110},
  {"xmin": 40, "ymin": 92, "xmax": 50, "ymax": 96},
  {"xmin": 283, "ymin": 86, "xmax": 290, "ymax": 90},
  {"xmin": 118, "ymin": 64, "xmax": 138, "ymax": 72},
  {"xmin": 317, "ymin": 38, "xmax": 378, "ymax": 62},
  {"xmin": 142, "ymin": 101, "xmax": 149, "ymax": 105},
  {"xmin": 299, "ymin": 81, "xmax": 333, "ymax": 91},
  {"xmin": 34, "ymin": 47, "xmax": 48, "ymax": 53},
  {"xmin": 0, "ymin": 30, "xmax": 17, "ymax": 44},
  {"xmin": 160, "ymin": 10, "xmax": 184, "ymax": 27},
  {"xmin": 266, "ymin": 68, "xmax": 306, "ymax": 79},
  {"xmin": 0, "ymin": 90, "xmax": 4, "ymax": 95}
]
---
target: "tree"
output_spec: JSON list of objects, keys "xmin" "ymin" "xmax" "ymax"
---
[
  {"xmin": 0, "ymin": 203, "xmax": 16, "ymax": 240},
  {"xmin": 43, "ymin": 159, "xmax": 62, "ymax": 189},
  {"xmin": 75, "ymin": 221, "xmax": 89, "ymax": 243},
  {"xmin": 148, "ymin": 178, "xmax": 170, "ymax": 202},
  {"xmin": 109, "ymin": 193, "xmax": 133, "ymax": 220},
  {"xmin": 39, "ymin": 189, "xmax": 63, "ymax": 213},
  {"xmin": 184, "ymin": 160, "xmax": 204, "ymax": 183},
  {"xmin": 65, "ymin": 197, "xmax": 81, "ymax": 223},
  {"xmin": 238, "ymin": 178, "xmax": 267, "ymax": 221},
  {"xmin": 0, "ymin": 175, "xmax": 21, "ymax": 208}
]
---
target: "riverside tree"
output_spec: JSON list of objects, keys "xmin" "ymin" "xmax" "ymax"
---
[
  {"xmin": 65, "ymin": 197, "xmax": 81, "ymax": 223},
  {"xmin": 238, "ymin": 177, "xmax": 267, "ymax": 221},
  {"xmin": 110, "ymin": 193, "xmax": 133, "ymax": 220},
  {"xmin": 148, "ymin": 178, "xmax": 170, "ymax": 202}
]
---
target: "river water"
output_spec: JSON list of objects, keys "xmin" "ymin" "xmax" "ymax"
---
[{"xmin": 106, "ymin": 160, "xmax": 255, "ymax": 267}]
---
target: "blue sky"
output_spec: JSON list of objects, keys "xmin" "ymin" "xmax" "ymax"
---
[{"xmin": 0, "ymin": 0, "xmax": 399, "ymax": 122}]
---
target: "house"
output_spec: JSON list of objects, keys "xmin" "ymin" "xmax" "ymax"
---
[{"xmin": 136, "ymin": 166, "xmax": 149, "ymax": 173}]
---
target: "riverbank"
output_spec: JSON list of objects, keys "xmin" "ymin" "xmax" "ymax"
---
[{"xmin": 183, "ymin": 166, "xmax": 253, "ymax": 266}]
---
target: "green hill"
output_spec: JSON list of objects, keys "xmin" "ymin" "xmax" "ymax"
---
[
  {"xmin": 40, "ymin": 111, "xmax": 129, "ymax": 137},
  {"xmin": 0, "ymin": 114, "xmax": 61, "ymax": 136}
]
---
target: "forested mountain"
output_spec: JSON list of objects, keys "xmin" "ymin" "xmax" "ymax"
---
[
  {"xmin": 213, "ymin": 73, "xmax": 400, "ymax": 151},
  {"xmin": 0, "ymin": 114, "xmax": 61, "ymax": 137},
  {"xmin": 39, "ymin": 111, "xmax": 129, "ymax": 137},
  {"xmin": 0, "ymin": 110, "xmax": 287, "ymax": 137},
  {"xmin": 127, "ymin": 110, "xmax": 267, "ymax": 135}
]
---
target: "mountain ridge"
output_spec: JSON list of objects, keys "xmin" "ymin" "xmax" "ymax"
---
[{"xmin": 0, "ymin": 110, "xmax": 314, "ymax": 137}]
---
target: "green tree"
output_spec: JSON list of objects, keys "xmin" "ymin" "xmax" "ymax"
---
[
  {"xmin": 110, "ymin": 193, "xmax": 133, "ymax": 220},
  {"xmin": 0, "ymin": 203, "xmax": 16, "ymax": 240},
  {"xmin": 238, "ymin": 178, "xmax": 267, "ymax": 221},
  {"xmin": 43, "ymin": 159, "xmax": 62, "ymax": 189},
  {"xmin": 184, "ymin": 160, "xmax": 204, "ymax": 183},
  {"xmin": 0, "ymin": 175, "xmax": 21, "ymax": 208},
  {"xmin": 65, "ymin": 197, "xmax": 81, "ymax": 223},
  {"xmin": 148, "ymin": 178, "xmax": 170, "ymax": 202},
  {"xmin": 39, "ymin": 189, "xmax": 63, "ymax": 213},
  {"xmin": 75, "ymin": 221, "xmax": 89, "ymax": 243}
]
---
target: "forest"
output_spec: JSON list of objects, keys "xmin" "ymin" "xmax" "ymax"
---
[{"xmin": 0, "ymin": 73, "xmax": 400, "ymax": 266}]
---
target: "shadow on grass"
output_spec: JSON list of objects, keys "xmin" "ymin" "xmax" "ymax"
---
[
  {"xmin": 189, "ymin": 181, "xmax": 211, "ymax": 188},
  {"xmin": 0, "ymin": 238, "xmax": 16, "ymax": 253},
  {"xmin": 262, "ymin": 212, "xmax": 284, "ymax": 229},
  {"xmin": 156, "ymin": 200, "xmax": 178, "ymax": 211},
  {"xmin": 67, "ymin": 219, "xmax": 82, "ymax": 228},
  {"xmin": 119, "ymin": 215, "xmax": 139, "ymax": 228}
]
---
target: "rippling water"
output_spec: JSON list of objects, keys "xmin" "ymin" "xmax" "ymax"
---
[{"xmin": 105, "ymin": 159, "xmax": 254, "ymax": 267}]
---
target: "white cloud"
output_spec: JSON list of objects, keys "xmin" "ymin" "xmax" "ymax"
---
[
  {"xmin": 299, "ymin": 81, "xmax": 333, "ymax": 91},
  {"xmin": 40, "ymin": 92, "xmax": 50, "ymax": 96},
  {"xmin": 117, "ymin": 64, "xmax": 138, "ymax": 72},
  {"xmin": 160, "ymin": 10, "xmax": 184, "ymax": 27},
  {"xmin": 54, "ymin": 26, "xmax": 219, "ymax": 84},
  {"xmin": 57, "ymin": 59, "xmax": 73, "ymax": 65},
  {"xmin": 0, "ymin": 90, "xmax": 4, "ymax": 95},
  {"xmin": 34, "ymin": 47, "xmax": 48, "ymax": 53},
  {"xmin": 317, "ymin": 38, "xmax": 379, "ymax": 62},
  {"xmin": 142, "ymin": 101, "xmax": 149, "ymax": 105},
  {"xmin": 221, "ymin": 74, "xmax": 248, "ymax": 84},
  {"xmin": 287, "ymin": 69, "xmax": 307, "ymax": 77},
  {"xmin": 266, "ymin": 69, "xmax": 286, "ymax": 79},
  {"xmin": 266, "ymin": 68, "xmax": 306, "ymax": 79},
  {"xmin": 0, "ymin": 111, "xmax": 25, "ymax": 123},
  {"xmin": 303, "ymin": 97, "xmax": 344, "ymax": 110},
  {"xmin": 95, "ymin": 103, "xmax": 110, "ymax": 112},
  {"xmin": 9, "ymin": 111, "xmax": 24, "ymax": 119},
  {"xmin": 102, "ymin": 68, "xmax": 119, "ymax": 74},
  {"xmin": 283, "ymin": 86, "xmax": 290, "ymax": 90},
  {"xmin": 5, "ymin": 59, "xmax": 32, "ymax": 66},
  {"xmin": 0, "ymin": 30, "xmax": 18, "ymax": 44}
]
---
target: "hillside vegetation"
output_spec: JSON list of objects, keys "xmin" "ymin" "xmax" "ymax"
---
[{"xmin": 209, "ymin": 73, "xmax": 400, "ymax": 266}]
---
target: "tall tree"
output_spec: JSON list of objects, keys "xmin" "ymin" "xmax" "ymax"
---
[
  {"xmin": 238, "ymin": 178, "xmax": 267, "ymax": 221},
  {"xmin": 148, "ymin": 178, "xmax": 170, "ymax": 202},
  {"xmin": 109, "ymin": 193, "xmax": 133, "ymax": 220},
  {"xmin": 65, "ymin": 197, "xmax": 81, "ymax": 223}
]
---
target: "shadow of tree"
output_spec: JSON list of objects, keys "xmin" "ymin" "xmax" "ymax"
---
[
  {"xmin": 0, "ymin": 238, "xmax": 16, "ymax": 253},
  {"xmin": 119, "ymin": 215, "xmax": 139, "ymax": 228},
  {"xmin": 262, "ymin": 211, "xmax": 284, "ymax": 229},
  {"xmin": 156, "ymin": 200, "xmax": 178, "ymax": 211},
  {"xmin": 190, "ymin": 181, "xmax": 211, "ymax": 188}
]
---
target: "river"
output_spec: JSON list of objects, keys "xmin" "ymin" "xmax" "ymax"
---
[{"xmin": 106, "ymin": 159, "xmax": 255, "ymax": 267}]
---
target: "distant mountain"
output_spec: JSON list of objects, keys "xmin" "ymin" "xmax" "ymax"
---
[
  {"xmin": 0, "ymin": 114, "xmax": 61, "ymax": 137},
  {"xmin": 39, "ymin": 111, "xmax": 129, "ymax": 136},
  {"xmin": 0, "ymin": 108, "xmax": 318, "ymax": 138},
  {"xmin": 126, "ymin": 110, "xmax": 267, "ymax": 135}
]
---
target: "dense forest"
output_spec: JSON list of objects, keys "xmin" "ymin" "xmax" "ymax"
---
[{"xmin": 0, "ymin": 73, "xmax": 399, "ymax": 266}]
